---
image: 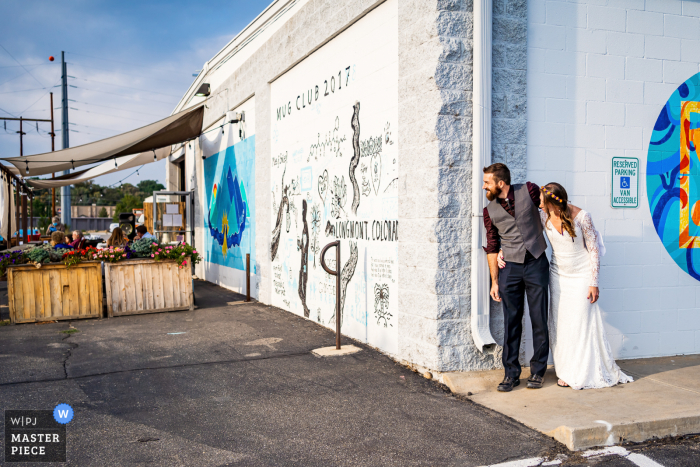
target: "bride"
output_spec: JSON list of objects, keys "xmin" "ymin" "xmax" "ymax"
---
[{"xmin": 499, "ymin": 182, "xmax": 632, "ymax": 390}]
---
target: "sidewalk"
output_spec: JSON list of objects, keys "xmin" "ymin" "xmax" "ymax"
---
[{"xmin": 442, "ymin": 355, "xmax": 700, "ymax": 451}]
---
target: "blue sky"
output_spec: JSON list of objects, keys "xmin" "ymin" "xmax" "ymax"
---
[{"xmin": 0, "ymin": 0, "xmax": 272, "ymax": 188}]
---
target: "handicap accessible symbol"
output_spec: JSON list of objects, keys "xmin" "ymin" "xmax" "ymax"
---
[
  {"xmin": 620, "ymin": 177, "xmax": 630, "ymax": 189},
  {"xmin": 53, "ymin": 404, "xmax": 74, "ymax": 424}
]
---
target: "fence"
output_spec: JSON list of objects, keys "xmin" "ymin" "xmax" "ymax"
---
[{"xmin": 29, "ymin": 217, "xmax": 113, "ymax": 232}]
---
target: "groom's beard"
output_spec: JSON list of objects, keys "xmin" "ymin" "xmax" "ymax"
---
[{"xmin": 485, "ymin": 187, "xmax": 499, "ymax": 201}]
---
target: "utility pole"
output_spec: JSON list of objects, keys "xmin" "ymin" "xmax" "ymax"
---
[
  {"xmin": 18, "ymin": 117, "xmax": 28, "ymax": 244},
  {"xmin": 50, "ymin": 92, "xmax": 56, "ymax": 218},
  {"xmin": 60, "ymin": 51, "xmax": 71, "ymax": 228}
]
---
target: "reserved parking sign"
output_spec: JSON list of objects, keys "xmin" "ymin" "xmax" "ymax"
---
[{"xmin": 611, "ymin": 157, "xmax": 639, "ymax": 208}]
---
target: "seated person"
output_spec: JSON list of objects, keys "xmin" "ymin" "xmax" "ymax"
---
[
  {"xmin": 107, "ymin": 227, "xmax": 128, "ymax": 248},
  {"xmin": 69, "ymin": 230, "xmax": 85, "ymax": 249},
  {"xmin": 134, "ymin": 225, "xmax": 154, "ymax": 241},
  {"xmin": 50, "ymin": 231, "xmax": 73, "ymax": 250},
  {"xmin": 64, "ymin": 235, "xmax": 72, "ymax": 245},
  {"xmin": 46, "ymin": 217, "xmax": 65, "ymax": 235}
]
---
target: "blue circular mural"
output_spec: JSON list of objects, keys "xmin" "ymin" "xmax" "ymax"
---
[{"xmin": 647, "ymin": 72, "xmax": 700, "ymax": 280}]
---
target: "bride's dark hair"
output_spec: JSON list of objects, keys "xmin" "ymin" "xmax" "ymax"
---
[{"xmin": 542, "ymin": 182, "xmax": 576, "ymax": 239}]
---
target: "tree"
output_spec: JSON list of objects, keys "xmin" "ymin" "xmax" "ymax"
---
[
  {"xmin": 113, "ymin": 194, "xmax": 143, "ymax": 222},
  {"xmin": 97, "ymin": 207, "xmax": 108, "ymax": 218},
  {"xmin": 137, "ymin": 180, "xmax": 165, "ymax": 196}
]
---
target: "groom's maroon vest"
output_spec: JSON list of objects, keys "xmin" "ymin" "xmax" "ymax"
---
[{"xmin": 486, "ymin": 183, "xmax": 547, "ymax": 263}]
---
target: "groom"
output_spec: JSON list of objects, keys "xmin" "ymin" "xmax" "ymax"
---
[{"xmin": 482, "ymin": 163, "xmax": 550, "ymax": 392}]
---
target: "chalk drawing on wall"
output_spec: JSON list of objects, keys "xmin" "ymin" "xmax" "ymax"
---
[
  {"xmin": 203, "ymin": 136, "xmax": 255, "ymax": 272},
  {"xmin": 647, "ymin": 72, "xmax": 700, "ymax": 280},
  {"xmin": 269, "ymin": 0, "xmax": 398, "ymax": 355}
]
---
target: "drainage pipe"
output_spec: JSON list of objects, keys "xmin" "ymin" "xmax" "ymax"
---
[{"xmin": 471, "ymin": 0, "xmax": 497, "ymax": 352}]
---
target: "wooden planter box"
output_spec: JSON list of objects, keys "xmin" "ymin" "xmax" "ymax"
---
[
  {"xmin": 7, "ymin": 262, "xmax": 103, "ymax": 324},
  {"xmin": 105, "ymin": 259, "xmax": 193, "ymax": 317}
]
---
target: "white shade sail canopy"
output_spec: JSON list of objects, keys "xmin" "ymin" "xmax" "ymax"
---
[
  {"xmin": 26, "ymin": 146, "xmax": 172, "ymax": 189},
  {"xmin": 2, "ymin": 104, "xmax": 204, "ymax": 177}
]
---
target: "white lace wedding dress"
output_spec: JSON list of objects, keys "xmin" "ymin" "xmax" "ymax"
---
[{"xmin": 542, "ymin": 209, "xmax": 633, "ymax": 390}]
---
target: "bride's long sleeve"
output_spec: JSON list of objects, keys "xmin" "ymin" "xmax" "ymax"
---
[{"xmin": 579, "ymin": 212, "xmax": 600, "ymax": 287}]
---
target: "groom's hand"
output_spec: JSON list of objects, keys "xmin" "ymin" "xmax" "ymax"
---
[{"xmin": 490, "ymin": 282, "xmax": 501, "ymax": 302}]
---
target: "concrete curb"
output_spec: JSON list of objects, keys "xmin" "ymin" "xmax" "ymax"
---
[
  {"xmin": 545, "ymin": 415, "xmax": 700, "ymax": 451},
  {"xmin": 442, "ymin": 366, "xmax": 700, "ymax": 451}
]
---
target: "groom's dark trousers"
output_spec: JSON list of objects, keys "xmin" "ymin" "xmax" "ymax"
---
[{"xmin": 499, "ymin": 250, "xmax": 550, "ymax": 378}]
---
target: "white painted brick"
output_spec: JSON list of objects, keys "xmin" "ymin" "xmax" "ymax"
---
[
  {"xmin": 587, "ymin": 101, "xmax": 625, "ymax": 125},
  {"xmin": 683, "ymin": 1, "xmax": 700, "ymax": 17},
  {"xmin": 529, "ymin": 23, "xmax": 566, "ymax": 49},
  {"xmin": 598, "ymin": 288, "xmax": 625, "ymax": 312},
  {"xmin": 608, "ymin": 0, "xmax": 645, "ymax": 9},
  {"xmin": 566, "ymin": 76, "xmax": 606, "ymax": 101},
  {"xmin": 645, "ymin": 35, "xmax": 681, "ymax": 60},
  {"xmin": 546, "ymin": 98, "xmax": 586, "ymax": 123},
  {"xmin": 586, "ymin": 148, "xmax": 623, "ymax": 171},
  {"xmin": 664, "ymin": 14, "xmax": 700, "ymax": 40},
  {"xmin": 528, "ymin": 146, "xmax": 549, "ymax": 170},
  {"xmin": 565, "ymin": 171, "xmax": 606, "ymax": 196},
  {"xmin": 606, "ymin": 79, "xmax": 643, "ymax": 104},
  {"xmin": 626, "ymin": 10, "xmax": 664, "ymax": 36},
  {"xmin": 634, "ymin": 310, "xmax": 678, "ymax": 332},
  {"xmin": 545, "ymin": 146, "xmax": 586, "ymax": 171},
  {"xmin": 626, "ymin": 103, "xmax": 664, "ymax": 128},
  {"xmin": 681, "ymin": 39, "xmax": 700, "ymax": 62},
  {"xmin": 625, "ymin": 57, "xmax": 663, "ymax": 82},
  {"xmin": 565, "ymin": 123, "xmax": 605, "ymax": 148},
  {"xmin": 605, "ymin": 219, "xmax": 643, "ymax": 241},
  {"xmin": 663, "ymin": 60, "xmax": 700, "ymax": 85},
  {"xmin": 602, "ymin": 310, "xmax": 641, "ymax": 333},
  {"xmin": 528, "ymin": 72, "xmax": 567, "ymax": 98},
  {"xmin": 587, "ymin": 54, "xmax": 625, "ymax": 79},
  {"xmin": 546, "ymin": 1, "xmax": 587, "ymax": 28},
  {"xmin": 530, "ymin": 0, "xmax": 546, "ymax": 24},
  {"xmin": 545, "ymin": 49, "xmax": 586, "ymax": 75},
  {"xmin": 644, "ymin": 81, "xmax": 680, "ymax": 105},
  {"xmin": 619, "ymin": 333, "xmax": 659, "ymax": 358},
  {"xmin": 679, "ymin": 308, "xmax": 700, "ymax": 330},
  {"xmin": 675, "ymin": 286, "xmax": 696, "ymax": 308},
  {"xmin": 646, "ymin": 0, "xmax": 683, "ymax": 15},
  {"xmin": 643, "ymin": 263, "xmax": 681, "ymax": 287},
  {"xmin": 624, "ymin": 242, "xmax": 662, "ymax": 265},
  {"xmin": 588, "ymin": 5, "xmax": 626, "ymax": 32},
  {"xmin": 529, "ymin": 121, "xmax": 567, "ymax": 146},
  {"xmin": 660, "ymin": 330, "xmax": 695, "ymax": 355},
  {"xmin": 528, "ymin": 47, "xmax": 546, "ymax": 73},
  {"xmin": 605, "ymin": 125, "xmax": 644, "ymax": 149},
  {"xmin": 606, "ymin": 32, "xmax": 645, "ymax": 57},
  {"xmin": 566, "ymin": 27, "xmax": 607, "ymax": 53},
  {"xmin": 624, "ymin": 288, "xmax": 661, "ymax": 311},
  {"xmin": 528, "ymin": 96, "xmax": 546, "ymax": 121}
]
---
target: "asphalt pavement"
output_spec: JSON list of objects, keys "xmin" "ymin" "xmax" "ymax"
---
[{"xmin": 0, "ymin": 280, "xmax": 698, "ymax": 466}]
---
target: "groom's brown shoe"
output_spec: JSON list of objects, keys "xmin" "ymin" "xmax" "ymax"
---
[
  {"xmin": 527, "ymin": 374, "xmax": 544, "ymax": 389},
  {"xmin": 497, "ymin": 376, "xmax": 520, "ymax": 392}
]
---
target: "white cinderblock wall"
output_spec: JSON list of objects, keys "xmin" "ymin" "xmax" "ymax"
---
[{"xmin": 527, "ymin": 0, "xmax": 700, "ymax": 359}]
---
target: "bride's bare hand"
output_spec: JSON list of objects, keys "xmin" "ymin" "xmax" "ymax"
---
[{"xmin": 587, "ymin": 287, "xmax": 599, "ymax": 304}]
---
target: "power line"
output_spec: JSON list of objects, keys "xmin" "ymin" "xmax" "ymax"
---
[
  {"xmin": 70, "ymin": 85, "xmax": 176, "ymax": 105},
  {"xmin": 0, "ymin": 44, "xmax": 45, "ymax": 88},
  {"xmin": 0, "ymin": 87, "xmax": 52, "ymax": 94},
  {"xmin": 69, "ymin": 107, "xmax": 152, "ymax": 123},
  {"xmin": 70, "ymin": 76, "xmax": 181, "ymax": 98},
  {"xmin": 69, "ymin": 100, "xmax": 167, "ymax": 118},
  {"xmin": 18, "ymin": 77, "xmax": 62, "ymax": 115},
  {"xmin": 0, "ymin": 107, "xmax": 16, "ymax": 117},
  {"xmin": 66, "ymin": 52, "xmax": 179, "ymax": 75},
  {"xmin": 67, "ymin": 62, "xmax": 184, "ymax": 86}
]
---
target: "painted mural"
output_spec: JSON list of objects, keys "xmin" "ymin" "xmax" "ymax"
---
[
  {"xmin": 647, "ymin": 72, "xmax": 700, "ymax": 280},
  {"xmin": 203, "ymin": 136, "xmax": 256, "ymax": 273},
  {"xmin": 270, "ymin": 0, "xmax": 398, "ymax": 354}
]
